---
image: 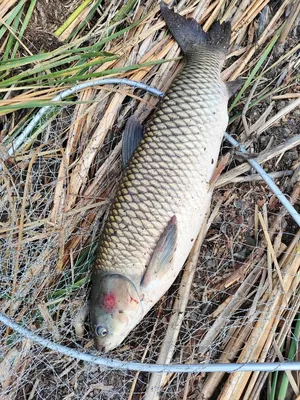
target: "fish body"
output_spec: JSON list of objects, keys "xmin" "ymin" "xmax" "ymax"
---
[{"xmin": 90, "ymin": 2, "xmax": 232, "ymax": 351}]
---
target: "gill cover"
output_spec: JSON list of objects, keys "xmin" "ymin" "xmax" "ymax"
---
[{"xmin": 90, "ymin": 274, "xmax": 142, "ymax": 351}]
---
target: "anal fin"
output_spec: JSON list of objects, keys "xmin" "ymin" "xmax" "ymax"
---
[
  {"xmin": 141, "ymin": 216, "xmax": 177, "ymax": 289},
  {"xmin": 122, "ymin": 116, "xmax": 143, "ymax": 168}
]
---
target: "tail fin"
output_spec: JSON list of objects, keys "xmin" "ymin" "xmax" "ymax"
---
[{"xmin": 160, "ymin": 2, "xmax": 231, "ymax": 55}]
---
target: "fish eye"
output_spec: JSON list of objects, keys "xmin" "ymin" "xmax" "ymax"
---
[{"xmin": 95, "ymin": 325, "xmax": 108, "ymax": 337}]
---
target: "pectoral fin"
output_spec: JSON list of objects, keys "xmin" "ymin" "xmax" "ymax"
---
[
  {"xmin": 122, "ymin": 116, "xmax": 143, "ymax": 168},
  {"xmin": 141, "ymin": 216, "xmax": 177, "ymax": 289}
]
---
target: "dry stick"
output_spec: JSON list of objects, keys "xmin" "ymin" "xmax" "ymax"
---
[
  {"xmin": 242, "ymin": 257, "xmax": 298, "ymax": 399},
  {"xmin": 243, "ymin": 262, "xmax": 300, "ymax": 400},
  {"xmin": 249, "ymin": 372, "xmax": 270, "ymax": 400},
  {"xmin": 143, "ymin": 215, "xmax": 209, "ymax": 400},
  {"xmin": 0, "ymin": 218, "xmax": 49, "ymax": 236},
  {"xmin": 197, "ymin": 0, "xmax": 220, "ymax": 23},
  {"xmin": 193, "ymin": 0, "xmax": 211, "ymax": 20},
  {"xmin": 201, "ymin": 268, "xmax": 264, "ymax": 399},
  {"xmin": 258, "ymin": 211, "xmax": 288, "ymax": 296},
  {"xmin": 244, "ymin": 97, "xmax": 300, "ymax": 147},
  {"xmin": 66, "ymin": 92, "xmax": 125, "ymax": 210},
  {"xmin": 262, "ymin": 204, "xmax": 273, "ymax": 293},
  {"xmin": 218, "ymin": 242, "xmax": 300, "ymax": 399},
  {"xmin": 50, "ymin": 147, "xmax": 68, "ymax": 223},
  {"xmin": 182, "ymin": 372, "xmax": 192, "ymax": 400},
  {"xmin": 232, "ymin": 0, "xmax": 265, "ymax": 29},
  {"xmin": 254, "ymin": 203, "xmax": 259, "ymax": 244},
  {"xmin": 217, "ymin": 134, "xmax": 300, "ymax": 187},
  {"xmin": 241, "ymin": 77, "xmax": 261, "ymax": 138},
  {"xmin": 231, "ymin": 0, "xmax": 270, "ymax": 42},
  {"xmin": 223, "ymin": 170, "xmax": 292, "ymax": 184},
  {"xmin": 279, "ymin": 0, "xmax": 300, "ymax": 43},
  {"xmin": 221, "ymin": 0, "xmax": 240, "ymax": 22},
  {"xmin": 273, "ymin": 93, "xmax": 300, "ymax": 100},
  {"xmin": 203, "ymin": 0, "xmax": 227, "ymax": 30},
  {"xmin": 280, "ymin": 232, "xmax": 300, "ymax": 269},
  {"xmin": 0, "ymin": 0, "xmax": 19, "ymax": 19},
  {"xmin": 253, "ymin": 97, "xmax": 300, "ymax": 139},
  {"xmin": 249, "ymin": 101, "xmax": 274, "ymax": 136},
  {"xmin": 243, "ymin": 315, "xmax": 284, "ymax": 399},
  {"xmin": 28, "ymin": 378, "xmax": 40, "ymax": 400},
  {"xmin": 230, "ymin": 0, "xmax": 290, "ymax": 78},
  {"xmin": 222, "ymin": 132, "xmax": 299, "ymax": 225},
  {"xmin": 198, "ymin": 260, "xmax": 262, "ymax": 355},
  {"xmin": 201, "ymin": 188, "xmax": 298, "ymax": 398}
]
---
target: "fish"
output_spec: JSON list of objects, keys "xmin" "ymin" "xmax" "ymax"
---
[{"xmin": 90, "ymin": 1, "xmax": 236, "ymax": 352}]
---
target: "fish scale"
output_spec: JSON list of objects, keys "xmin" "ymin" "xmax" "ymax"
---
[
  {"xmin": 90, "ymin": 2, "xmax": 232, "ymax": 351},
  {"xmin": 95, "ymin": 51, "xmax": 228, "ymax": 281}
]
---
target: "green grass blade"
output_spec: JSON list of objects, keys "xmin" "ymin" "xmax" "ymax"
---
[
  {"xmin": 269, "ymin": 371, "xmax": 279, "ymax": 400},
  {"xmin": 0, "ymin": 56, "xmax": 175, "ymax": 87},
  {"xmin": 229, "ymin": 27, "xmax": 283, "ymax": 111},
  {"xmin": 66, "ymin": 0, "xmax": 104, "ymax": 41},
  {"xmin": 55, "ymin": 0, "xmax": 94, "ymax": 37},
  {"xmin": 0, "ymin": 0, "xmax": 27, "ymax": 42},
  {"xmin": 0, "ymin": 14, "xmax": 146, "ymax": 87},
  {"xmin": 0, "ymin": 54, "xmax": 84, "ymax": 87},
  {"xmin": 0, "ymin": 54, "xmax": 118, "ymax": 87},
  {"xmin": 0, "ymin": 47, "xmax": 113, "ymax": 70},
  {"xmin": 111, "ymin": 0, "xmax": 138, "ymax": 23},
  {"xmin": 277, "ymin": 314, "xmax": 300, "ymax": 400},
  {"xmin": 2, "ymin": 5, "xmax": 24, "ymax": 61},
  {"xmin": 11, "ymin": 0, "xmax": 37, "ymax": 58},
  {"xmin": 95, "ymin": 14, "xmax": 147, "ymax": 49},
  {"xmin": 37, "ymin": 55, "xmax": 119, "ymax": 80},
  {"xmin": 48, "ymin": 277, "xmax": 89, "ymax": 299},
  {"xmin": 53, "ymin": 57, "xmax": 178, "ymax": 84},
  {"xmin": 0, "ymin": 101, "xmax": 75, "ymax": 112}
]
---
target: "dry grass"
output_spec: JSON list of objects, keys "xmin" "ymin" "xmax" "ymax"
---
[{"xmin": 0, "ymin": 0, "xmax": 299, "ymax": 399}]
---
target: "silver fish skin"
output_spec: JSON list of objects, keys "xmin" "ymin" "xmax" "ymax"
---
[{"xmin": 90, "ymin": 2, "xmax": 232, "ymax": 352}]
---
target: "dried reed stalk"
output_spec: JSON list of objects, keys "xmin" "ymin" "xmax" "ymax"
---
[{"xmin": 217, "ymin": 242, "xmax": 299, "ymax": 399}]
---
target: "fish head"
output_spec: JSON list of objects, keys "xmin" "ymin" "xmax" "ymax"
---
[{"xmin": 90, "ymin": 273, "xmax": 143, "ymax": 352}]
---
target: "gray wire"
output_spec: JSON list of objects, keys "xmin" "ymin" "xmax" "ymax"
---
[
  {"xmin": 1, "ymin": 312, "xmax": 300, "ymax": 373},
  {"xmin": 224, "ymin": 133, "xmax": 300, "ymax": 227},
  {"xmin": 7, "ymin": 78, "xmax": 163, "ymax": 156},
  {"xmin": 9, "ymin": 78, "xmax": 299, "ymax": 227},
  {"xmin": 2, "ymin": 79, "xmax": 299, "ymax": 373}
]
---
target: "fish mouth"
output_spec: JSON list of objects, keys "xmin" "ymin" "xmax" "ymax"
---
[
  {"xmin": 94, "ymin": 340, "xmax": 118, "ymax": 353},
  {"xmin": 94, "ymin": 334, "xmax": 122, "ymax": 352},
  {"xmin": 94, "ymin": 339, "xmax": 109, "ymax": 352},
  {"xmin": 95, "ymin": 344, "xmax": 106, "ymax": 352}
]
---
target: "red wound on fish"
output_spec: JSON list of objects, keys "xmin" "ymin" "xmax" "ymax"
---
[{"xmin": 103, "ymin": 292, "xmax": 116, "ymax": 311}]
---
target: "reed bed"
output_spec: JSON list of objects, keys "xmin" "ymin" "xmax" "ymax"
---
[{"xmin": 0, "ymin": 0, "xmax": 299, "ymax": 399}]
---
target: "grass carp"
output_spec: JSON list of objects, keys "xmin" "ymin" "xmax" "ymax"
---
[{"xmin": 90, "ymin": 2, "xmax": 234, "ymax": 352}]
